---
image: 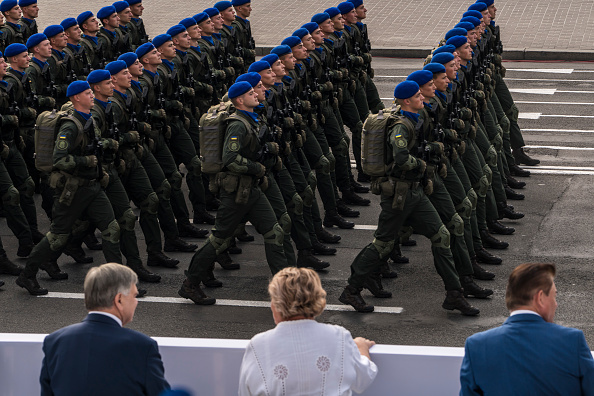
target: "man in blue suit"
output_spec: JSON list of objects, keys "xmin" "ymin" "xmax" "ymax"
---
[
  {"xmin": 40, "ymin": 263, "xmax": 170, "ymax": 396},
  {"xmin": 460, "ymin": 262, "xmax": 594, "ymax": 395}
]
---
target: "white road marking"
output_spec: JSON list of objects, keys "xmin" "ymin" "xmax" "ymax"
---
[
  {"xmin": 523, "ymin": 165, "xmax": 594, "ymax": 170},
  {"xmin": 524, "ymin": 146, "xmax": 594, "ymax": 151},
  {"xmin": 518, "ymin": 112, "xmax": 542, "ymax": 119},
  {"xmin": 540, "ymin": 114, "xmax": 594, "ymax": 118},
  {"xmin": 508, "ymin": 88, "xmax": 556, "ymax": 95},
  {"xmin": 515, "ymin": 101, "xmax": 594, "ymax": 106},
  {"xmin": 505, "ymin": 78, "xmax": 593, "ymax": 82},
  {"xmin": 506, "ymin": 68, "xmax": 573, "ymax": 74},
  {"xmin": 523, "ymin": 169, "xmax": 594, "ymax": 176},
  {"xmin": 38, "ymin": 292, "xmax": 404, "ymax": 314},
  {"xmin": 522, "ymin": 128, "xmax": 594, "ymax": 134}
]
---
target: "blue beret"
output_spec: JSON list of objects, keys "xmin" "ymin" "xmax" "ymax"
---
[
  {"xmin": 394, "ymin": 80, "xmax": 419, "ymax": 100},
  {"xmin": 235, "ymin": 72, "xmax": 261, "ymax": 87},
  {"xmin": 248, "ymin": 60, "xmax": 270, "ymax": 73},
  {"xmin": 292, "ymin": 28, "xmax": 309, "ymax": 39},
  {"xmin": 270, "ymin": 44, "xmax": 291, "ymax": 57},
  {"xmin": 179, "ymin": 18, "xmax": 197, "ymax": 29},
  {"xmin": 43, "ymin": 25, "xmax": 64, "ymax": 39},
  {"xmin": 0, "ymin": 0, "xmax": 17, "ymax": 12},
  {"xmin": 228, "ymin": 81, "xmax": 252, "ymax": 99},
  {"xmin": 204, "ymin": 7, "xmax": 220, "ymax": 18},
  {"xmin": 152, "ymin": 33, "xmax": 172, "ymax": 49},
  {"xmin": 261, "ymin": 53, "xmax": 279, "ymax": 67},
  {"xmin": 66, "ymin": 81, "xmax": 91, "ymax": 97},
  {"xmin": 214, "ymin": 1, "xmax": 232, "ymax": 11},
  {"xmin": 311, "ymin": 12, "xmax": 330, "ymax": 25},
  {"xmin": 454, "ymin": 22, "xmax": 474, "ymax": 32},
  {"xmin": 407, "ymin": 70, "xmax": 434, "ymax": 87},
  {"xmin": 432, "ymin": 44, "xmax": 455, "ymax": 55},
  {"xmin": 193, "ymin": 12, "xmax": 209, "ymax": 24},
  {"xmin": 77, "ymin": 11, "xmax": 94, "ymax": 26},
  {"xmin": 281, "ymin": 36, "xmax": 301, "ymax": 48},
  {"xmin": 4, "ymin": 43, "xmax": 27, "ymax": 58},
  {"xmin": 445, "ymin": 28, "xmax": 467, "ymax": 40},
  {"xmin": 87, "ymin": 69, "xmax": 111, "ymax": 84},
  {"xmin": 60, "ymin": 18, "xmax": 78, "ymax": 30},
  {"xmin": 446, "ymin": 35, "xmax": 467, "ymax": 49},
  {"xmin": 26, "ymin": 33, "xmax": 47, "ymax": 49},
  {"xmin": 167, "ymin": 24, "xmax": 186, "ymax": 38},
  {"xmin": 324, "ymin": 7, "xmax": 340, "ymax": 19},
  {"xmin": 431, "ymin": 52, "xmax": 455, "ymax": 65},
  {"xmin": 348, "ymin": 0, "xmax": 363, "ymax": 7},
  {"xmin": 460, "ymin": 16, "xmax": 481, "ymax": 28},
  {"xmin": 135, "ymin": 42, "xmax": 155, "ymax": 59},
  {"xmin": 301, "ymin": 22, "xmax": 318, "ymax": 34},
  {"xmin": 468, "ymin": 2, "xmax": 487, "ymax": 12},
  {"xmin": 337, "ymin": 1, "xmax": 354, "ymax": 14},
  {"xmin": 18, "ymin": 0, "xmax": 36, "ymax": 6},
  {"xmin": 231, "ymin": 0, "xmax": 250, "ymax": 6},
  {"xmin": 97, "ymin": 6, "xmax": 116, "ymax": 20},
  {"xmin": 463, "ymin": 10, "xmax": 483, "ymax": 20},
  {"xmin": 105, "ymin": 60, "xmax": 128, "ymax": 75},
  {"xmin": 423, "ymin": 63, "xmax": 446, "ymax": 75},
  {"xmin": 481, "ymin": 0, "xmax": 494, "ymax": 6},
  {"xmin": 118, "ymin": 52, "xmax": 138, "ymax": 67},
  {"xmin": 113, "ymin": 1, "xmax": 130, "ymax": 12},
  {"xmin": 126, "ymin": 0, "xmax": 142, "ymax": 4}
]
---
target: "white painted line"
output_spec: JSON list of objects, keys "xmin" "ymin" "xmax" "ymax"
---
[
  {"xmin": 523, "ymin": 165, "xmax": 594, "ymax": 171},
  {"xmin": 523, "ymin": 169, "xmax": 594, "ymax": 176},
  {"xmin": 515, "ymin": 101, "xmax": 594, "ymax": 106},
  {"xmin": 540, "ymin": 114, "xmax": 594, "ymax": 118},
  {"xmin": 557, "ymin": 90, "xmax": 594, "ymax": 94},
  {"xmin": 37, "ymin": 292, "xmax": 403, "ymax": 314},
  {"xmin": 505, "ymin": 78, "xmax": 593, "ymax": 82},
  {"xmin": 524, "ymin": 146, "xmax": 594, "ymax": 151},
  {"xmin": 522, "ymin": 128, "xmax": 594, "ymax": 133},
  {"xmin": 506, "ymin": 68, "xmax": 573, "ymax": 74},
  {"xmin": 354, "ymin": 224, "xmax": 377, "ymax": 230},
  {"xmin": 508, "ymin": 88, "xmax": 556, "ymax": 95},
  {"xmin": 518, "ymin": 112, "xmax": 541, "ymax": 119}
]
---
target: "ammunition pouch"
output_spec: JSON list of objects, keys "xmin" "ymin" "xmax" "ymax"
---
[{"xmin": 235, "ymin": 175, "xmax": 253, "ymax": 205}]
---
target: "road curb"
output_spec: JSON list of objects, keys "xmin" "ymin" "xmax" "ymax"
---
[{"xmin": 256, "ymin": 46, "xmax": 594, "ymax": 62}]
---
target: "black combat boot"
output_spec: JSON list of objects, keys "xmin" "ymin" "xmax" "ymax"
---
[
  {"xmin": 339, "ymin": 285, "xmax": 374, "ymax": 312},
  {"xmin": 357, "ymin": 172, "xmax": 371, "ymax": 183},
  {"xmin": 216, "ymin": 252, "xmax": 240, "ymax": 270},
  {"xmin": 341, "ymin": 190, "xmax": 370, "ymax": 206},
  {"xmin": 297, "ymin": 250, "xmax": 330, "ymax": 271},
  {"xmin": 178, "ymin": 222, "xmax": 209, "ymax": 238},
  {"xmin": 505, "ymin": 186, "xmax": 525, "ymax": 200},
  {"xmin": 236, "ymin": 230, "xmax": 255, "ymax": 242},
  {"xmin": 506, "ymin": 175, "xmax": 526, "ymax": 189},
  {"xmin": 461, "ymin": 276, "xmax": 494, "ymax": 299},
  {"xmin": 480, "ymin": 229, "xmax": 509, "ymax": 249},
  {"xmin": 17, "ymin": 242, "xmax": 34, "ymax": 258},
  {"xmin": 488, "ymin": 220, "xmax": 515, "ymax": 235},
  {"xmin": 471, "ymin": 257, "xmax": 495, "ymax": 280},
  {"xmin": 84, "ymin": 233, "xmax": 103, "ymax": 250},
  {"xmin": 63, "ymin": 244, "xmax": 93, "ymax": 264},
  {"xmin": 0, "ymin": 254, "xmax": 23, "ymax": 275},
  {"xmin": 401, "ymin": 238, "xmax": 417, "ymax": 247},
  {"xmin": 442, "ymin": 290, "xmax": 480, "ymax": 316},
  {"xmin": 316, "ymin": 226, "xmax": 343, "ymax": 243},
  {"xmin": 147, "ymin": 251, "xmax": 179, "ymax": 268},
  {"xmin": 509, "ymin": 164, "xmax": 530, "ymax": 177},
  {"xmin": 475, "ymin": 247, "xmax": 502, "ymax": 265},
  {"xmin": 363, "ymin": 274, "xmax": 392, "ymax": 298},
  {"xmin": 497, "ymin": 202, "xmax": 524, "ymax": 220},
  {"xmin": 164, "ymin": 237, "xmax": 198, "ymax": 252},
  {"xmin": 178, "ymin": 278, "xmax": 216, "ymax": 305},
  {"xmin": 323, "ymin": 211, "xmax": 355, "ymax": 229},
  {"xmin": 389, "ymin": 245, "xmax": 409, "ymax": 264},
  {"xmin": 379, "ymin": 261, "xmax": 398, "ymax": 278},
  {"xmin": 39, "ymin": 260, "xmax": 68, "ymax": 280},
  {"xmin": 311, "ymin": 241, "xmax": 337, "ymax": 255},
  {"xmin": 16, "ymin": 273, "xmax": 48, "ymax": 295},
  {"xmin": 194, "ymin": 210, "xmax": 215, "ymax": 225},
  {"xmin": 336, "ymin": 200, "xmax": 360, "ymax": 217},
  {"xmin": 513, "ymin": 147, "xmax": 540, "ymax": 166},
  {"xmin": 227, "ymin": 238, "xmax": 242, "ymax": 254},
  {"xmin": 128, "ymin": 262, "xmax": 161, "ymax": 283}
]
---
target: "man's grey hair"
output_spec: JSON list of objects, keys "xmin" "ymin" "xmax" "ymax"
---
[{"xmin": 84, "ymin": 263, "xmax": 138, "ymax": 310}]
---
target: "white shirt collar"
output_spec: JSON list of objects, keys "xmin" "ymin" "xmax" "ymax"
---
[
  {"xmin": 510, "ymin": 309, "xmax": 541, "ymax": 318},
  {"xmin": 89, "ymin": 311, "xmax": 123, "ymax": 327}
]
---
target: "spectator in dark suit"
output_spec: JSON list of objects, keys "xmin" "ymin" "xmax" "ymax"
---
[
  {"xmin": 40, "ymin": 263, "xmax": 170, "ymax": 396},
  {"xmin": 460, "ymin": 263, "xmax": 594, "ymax": 395}
]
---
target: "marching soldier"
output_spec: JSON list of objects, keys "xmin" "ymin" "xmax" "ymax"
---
[
  {"xmin": 17, "ymin": 0, "xmax": 37, "ymax": 41},
  {"xmin": 127, "ymin": 0, "xmax": 148, "ymax": 48},
  {"xmin": 231, "ymin": 0, "xmax": 255, "ymax": 67},
  {"xmin": 0, "ymin": 0, "xmax": 24, "ymax": 44},
  {"xmin": 113, "ymin": 1, "xmax": 134, "ymax": 51},
  {"xmin": 44, "ymin": 25, "xmax": 70, "ymax": 108},
  {"xmin": 78, "ymin": 11, "xmax": 104, "ymax": 71},
  {"xmin": 61, "ymin": 17, "xmax": 91, "ymax": 81},
  {"xmin": 97, "ymin": 5, "xmax": 128, "ymax": 62}
]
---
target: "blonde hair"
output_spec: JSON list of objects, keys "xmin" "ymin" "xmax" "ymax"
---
[
  {"xmin": 84, "ymin": 263, "xmax": 138, "ymax": 310},
  {"xmin": 268, "ymin": 267, "xmax": 327, "ymax": 320}
]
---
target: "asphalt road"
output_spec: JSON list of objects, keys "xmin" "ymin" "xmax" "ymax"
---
[{"xmin": 1, "ymin": 58, "xmax": 594, "ymax": 349}]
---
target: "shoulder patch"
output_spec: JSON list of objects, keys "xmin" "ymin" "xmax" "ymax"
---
[
  {"xmin": 228, "ymin": 137, "xmax": 240, "ymax": 152},
  {"xmin": 395, "ymin": 137, "xmax": 407, "ymax": 148},
  {"xmin": 56, "ymin": 139, "xmax": 69, "ymax": 150}
]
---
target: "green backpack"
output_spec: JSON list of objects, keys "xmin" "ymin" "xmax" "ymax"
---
[
  {"xmin": 34, "ymin": 109, "xmax": 82, "ymax": 173},
  {"xmin": 361, "ymin": 106, "xmax": 401, "ymax": 177}
]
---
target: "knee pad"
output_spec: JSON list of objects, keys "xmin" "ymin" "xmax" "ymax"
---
[
  {"xmin": 1, "ymin": 185, "xmax": 20, "ymax": 206},
  {"xmin": 101, "ymin": 219, "xmax": 121, "ymax": 244},
  {"xmin": 71, "ymin": 219, "xmax": 90, "ymax": 236},
  {"xmin": 326, "ymin": 152, "xmax": 336, "ymax": 172},
  {"xmin": 156, "ymin": 179, "xmax": 172, "ymax": 200},
  {"xmin": 455, "ymin": 197, "xmax": 473, "ymax": 220},
  {"xmin": 189, "ymin": 156, "xmax": 202, "ymax": 177},
  {"xmin": 290, "ymin": 193, "xmax": 304, "ymax": 216},
  {"xmin": 505, "ymin": 104, "xmax": 519, "ymax": 123},
  {"xmin": 46, "ymin": 232, "xmax": 70, "ymax": 251},
  {"xmin": 499, "ymin": 115, "xmax": 510, "ymax": 134},
  {"xmin": 118, "ymin": 208, "xmax": 138, "ymax": 231},
  {"xmin": 430, "ymin": 224, "xmax": 451, "ymax": 249},
  {"xmin": 447, "ymin": 213, "xmax": 465, "ymax": 237},
  {"xmin": 371, "ymin": 238, "xmax": 395, "ymax": 259},
  {"xmin": 482, "ymin": 164, "xmax": 493, "ymax": 184},
  {"xmin": 474, "ymin": 175, "xmax": 489, "ymax": 197},
  {"xmin": 19, "ymin": 176, "xmax": 35, "ymax": 198},
  {"xmin": 335, "ymin": 138, "xmax": 348, "ymax": 156},
  {"xmin": 208, "ymin": 233, "xmax": 232, "ymax": 255},
  {"xmin": 314, "ymin": 156, "xmax": 330, "ymax": 175},
  {"xmin": 485, "ymin": 145, "xmax": 498, "ymax": 167},
  {"xmin": 263, "ymin": 223, "xmax": 284, "ymax": 247},
  {"xmin": 301, "ymin": 185, "xmax": 314, "ymax": 207},
  {"xmin": 279, "ymin": 212, "xmax": 292, "ymax": 234},
  {"xmin": 467, "ymin": 188, "xmax": 478, "ymax": 210},
  {"xmin": 307, "ymin": 171, "xmax": 317, "ymax": 191},
  {"xmin": 398, "ymin": 226, "xmax": 414, "ymax": 241},
  {"xmin": 140, "ymin": 192, "xmax": 159, "ymax": 215},
  {"xmin": 168, "ymin": 171, "xmax": 183, "ymax": 191}
]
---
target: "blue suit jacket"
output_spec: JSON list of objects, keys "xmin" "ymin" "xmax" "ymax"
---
[
  {"xmin": 460, "ymin": 313, "xmax": 594, "ymax": 396},
  {"xmin": 40, "ymin": 313, "xmax": 170, "ymax": 396}
]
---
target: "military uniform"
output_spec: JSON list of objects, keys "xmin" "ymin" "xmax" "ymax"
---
[
  {"xmin": 63, "ymin": 43, "xmax": 91, "ymax": 80},
  {"xmin": 19, "ymin": 17, "xmax": 37, "ymax": 41},
  {"xmin": 0, "ymin": 22, "xmax": 25, "ymax": 45},
  {"xmin": 98, "ymin": 27, "xmax": 130, "ymax": 62},
  {"xmin": 80, "ymin": 35, "xmax": 105, "ymax": 70},
  {"xmin": 231, "ymin": 16, "xmax": 256, "ymax": 67}
]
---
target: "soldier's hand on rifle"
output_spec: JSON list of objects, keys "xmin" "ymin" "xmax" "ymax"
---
[
  {"xmin": 123, "ymin": 131, "xmax": 140, "ymax": 144},
  {"xmin": 439, "ymin": 163, "xmax": 447, "ymax": 179},
  {"xmin": 22, "ymin": 107, "xmax": 37, "ymax": 120},
  {"xmin": 39, "ymin": 97, "xmax": 56, "ymax": 108},
  {"xmin": 153, "ymin": 108, "xmax": 167, "ymax": 120},
  {"xmin": 1, "ymin": 114, "xmax": 18, "ymax": 127},
  {"xmin": 101, "ymin": 138, "xmax": 119, "ymax": 151},
  {"xmin": 0, "ymin": 144, "xmax": 9, "ymax": 159},
  {"xmin": 84, "ymin": 155, "xmax": 98, "ymax": 167},
  {"xmin": 100, "ymin": 170, "xmax": 110, "ymax": 188},
  {"xmin": 273, "ymin": 156, "xmax": 282, "ymax": 171},
  {"xmin": 430, "ymin": 142, "xmax": 444, "ymax": 155},
  {"xmin": 183, "ymin": 87, "xmax": 195, "ymax": 97},
  {"xmin": 16, "ymin": 136, "xmax": 25, "ymax": 152},
  {"xmin": 255, "ymin": 162, "xmax": 266, "ymax": 178},
  {"xmin": 214, "ymin": 69, "xmax": 226, "ymax": 80},
  {"xmin": 417, "ymin": 158, "xmax": 427, "ymax": 175},
  {"xmin": 266, "ymin": 142, "xmax": 279, "ymax": 155}
]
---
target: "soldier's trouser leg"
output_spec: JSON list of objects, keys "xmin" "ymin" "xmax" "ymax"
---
[
  {"xmin": 142, "ymin": 148, "xmax": 178, "ymax": 240},
  {"xmin": 295, "ymin": 150, "xmax": 319, "ymax": 240},
  {"xmin": 24, "ymin": 184, "xmax": 121, "ymax": 278},
  {"xmin": 462, "ymin": 139, "xmax": 489, "ymax": 236},
  {"xmin": 322, "ymin": 103, "xmax": 351, "ymax": 193},
  {"xmin": 281, "ymin": 155, "xmax": 314, "ymax": 250},
  {"xmin": 428, "ymin": 175, "xmax": 473, "ymax": 277},
  {"xmin": 490, "ymin": 92, "xmax": 516, "ymax": 168},
  {"xmin": 6, "ymin": 144, "xmax": 39, "ymax": 232},
  {"xmin": 479, "ymin": 110, "xmax": 508, "ymax": 204},
  {"xmin": 365, "ymin": 75, "xmax": 384, "ymax": 113},
  {"xmin": 186, "ymin": 112, "xmax": 213, "ymax": 207},
  {"xmin": 39, "ymin": 174, "xmax": 55, "ymax": 220},
  {"xmin": 264, "ymin": 175, "xmax": 296, "ymax": 266},
  {"xmin": 351, "ymin": 81, "xmax": 370, "ymax": 173},
  {"xmin": 495, "ymin": 74, "xmax": 525, "ymax": 150},
  {"xmin": 122, "ymin": 157, "xmax": 162, "ymax": 254},
  {"xmin": 452, "ymin": 157, "xmax": 482, "ymax": 252},
  {"xmin": 443, "ymin": 160, "xmax": 476, "ymax": 257},
  {"xmin": 309, "ymin": 125, "xmax": 337, "ymax": 214},
  {"xmin": 104, "ymin": 170, "xmax": 142, "ymax": 267},
  {"xmin": 0, "ymin": 161, "xmax": 32, "ymax": 244},
  {"xmin": 186, "ymin": 187, "xmax": 288, "ymax": 284}
]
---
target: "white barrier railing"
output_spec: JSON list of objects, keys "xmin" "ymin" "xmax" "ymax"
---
[{"xmin": 0, "ymin": 333, "xmax": 465, "ymax": 395}]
